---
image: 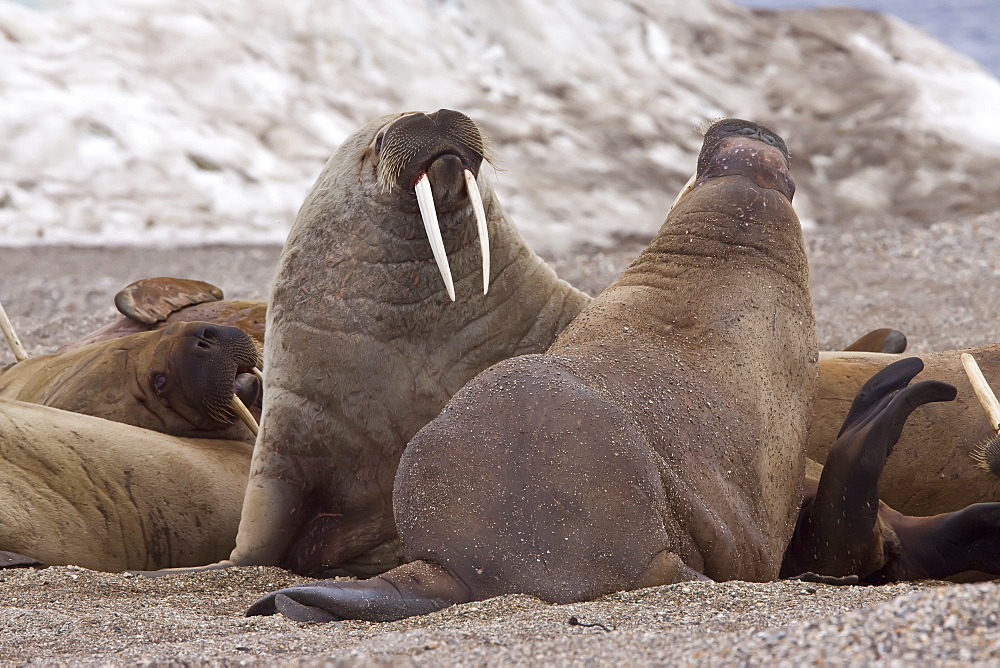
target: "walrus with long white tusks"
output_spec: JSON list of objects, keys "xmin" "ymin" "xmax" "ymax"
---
[
  {"xmin": 247, "ymin": 118, "xmax": 817, "ymax": 622},
  {"xmin": 811, "ymin": 347, "xmax": 1000, "ymax": 514},
  {"xmin": 784, "ymin": 357, "xmax": 1000, "ymax": 583},
  {"xmin": 199, "ymin": 109, "xmax": 589, "ymax": 579},
  {"xmin": 0, "ymin": 398, "xmax": 251, "ymax": 571},
  {"xmin": 0, "ymin": 322, "xmax": 262, "ymax": 442}
]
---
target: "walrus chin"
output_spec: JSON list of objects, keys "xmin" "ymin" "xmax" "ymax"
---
[{"xmin": 373, "ymin": 109, "xmax": 495, "ymax": 301}]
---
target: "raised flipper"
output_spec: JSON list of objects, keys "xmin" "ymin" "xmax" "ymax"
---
[
  {"xmin": 843, "ymin": 328, "xmax": 907, "ymax": 354},
  {"xmin": 115, "ymin": 277, "xmax": 224, "ymax": 325},
  {"xmin": 0, "ymin": 550, "xmax": 43, "ymax": 568},
  {"xmin": 782, "ymin": 357, "xmax": 957, "ymax": 579},
  {"xmin": 246, "ymin": 560, "xmax": 469, "ymax": 623}
]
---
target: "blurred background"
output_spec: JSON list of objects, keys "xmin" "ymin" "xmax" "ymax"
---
[{"xmin": 1, "ymin": 0, "xmax": 998, "ymax": 255}]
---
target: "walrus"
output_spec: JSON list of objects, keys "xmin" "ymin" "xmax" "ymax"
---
[
  {"xmin": 784, "ymin": 357, "xmax": 1000, "ymax": 583},
  {"xmin": 61, "ymin": 277, "xmax": 266, "ymax": 353},
  {"xmin": 246, "ymin": 117, "xmax": 817, "ymax": 622},
  {"xmin": 0, "ymin": 322, "xmax": 262, "ymax": 442},
  {"xmin": 0, "ymin": 398, "xmax": 251, "ymax": 571},
  {"xmin": 198, "ymin": 109, "xmax": 591, "ymax": 579},
  {"xmin": 810, "ymin": 347, "xmax": 1000, "ymax": 514}
]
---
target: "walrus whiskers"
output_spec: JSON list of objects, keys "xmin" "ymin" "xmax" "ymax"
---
[
  {"xmin": 415, "ymin": 173, "xmax": 457, "ymax": 301},
  {"xmin": 464, "ymin": 169, "xmax": 490, "ymax": 295},
  {"xmin": 228, "ymin": 395, "xmax": 259, "ymax": 436},
  {"xmin": 961, "ymin": 352, "xmax": 1000, "ymax": 476},
  {"xmin": 0, "ymin": 298, "xmax": 28, "ymax": 362}
]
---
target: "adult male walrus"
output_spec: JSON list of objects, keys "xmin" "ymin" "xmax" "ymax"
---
[
  {"xmin": 810, "ymin": 348, "xmax": 1000, "ymax": 514},
  {"xmin": 212, "ymin": 109, "xmax": 589, "ymax": 578},
  {"xmin": 0, "ymin": 322, "xmax": 261, "ymax": 442},
  {"xmin": 247, "ymin": 117, "xmax": 818, "ymax": 622},
  {"xmin": 0, "ymin": 398, "xmax": 251, "ymax": 571}
]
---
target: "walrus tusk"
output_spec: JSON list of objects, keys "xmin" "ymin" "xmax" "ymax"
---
[
  {"xmin": 464, "ymin": 169, "xmax": 490, "ymax": 295},
  {"xmin": 252, "ymin": 366, "xmax": 263, "ymax": 384},
  {"xmin": 961, "ymin": 353, "xmax": 1000, "ymax": 433},
  {"xmin": 415, "ymin": 173, "xmax": 456, "ymax": 301},
  {"xmin": 667, "ymin": 172, "xmax": 699, "ymax": 213},
  {"xmin": 229, "ymin": 395, "xmax": 259, "ymax": 436},
  {"xmin": 0, "ymin": 298, "xmax": 28, "ymax": 362}
]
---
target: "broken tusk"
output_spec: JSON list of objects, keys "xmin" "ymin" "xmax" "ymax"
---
[
  {"xmin": 668, "ymin": 172, "xmax": 699, "ymax": 214},
  {"xmin": 229, "ymin": 394, "xmax": 259, "ymax": 436},
  {"xmin": 415, "ymin": 173, "xmax": 456, "ymax": 301},
  {"xmin": 464, "ymin": 169, "xmax": 490, "ymax": 295},
  {"xmin": 961, "ymin": 353, "xmax": 1000, "ymax": 434},
  {"xmin": 0, "ymin": 298, "xmax": 28, "ymax": 362}
]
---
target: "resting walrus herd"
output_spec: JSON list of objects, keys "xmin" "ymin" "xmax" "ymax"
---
[{"xmin": 0, "ymin": 110, "xmax": 998, "ymax": 623}]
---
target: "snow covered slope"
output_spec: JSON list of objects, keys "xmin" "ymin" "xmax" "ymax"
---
[{"xmin": 1, "ymin": 0, "xmax": 998, "ymax": 252}]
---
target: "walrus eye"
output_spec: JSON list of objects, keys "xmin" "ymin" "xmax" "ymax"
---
[{"xmin": 151, "ymin": 373, "xmax": 168, "ymax": 394}]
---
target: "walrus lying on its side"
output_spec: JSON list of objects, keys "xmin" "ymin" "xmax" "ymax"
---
[
  {"xmin": 248, "ymin": 117, "xmax": 818, "ymax": 622},
  {"xmin": 0, "ymin": 322, "xmax": 262, "ymax": 442},
  {"xmin": 784, "ymin": 357, "xmax": 1000, "ymax": 583},
  {"xmin": 0, "ymin": 399, "xmax": 250, "ymax": 571}
]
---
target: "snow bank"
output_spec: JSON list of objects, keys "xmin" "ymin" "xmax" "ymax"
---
[{"xmin": 1, "ymin": 0, "xmax": 998, "ymax": 252}]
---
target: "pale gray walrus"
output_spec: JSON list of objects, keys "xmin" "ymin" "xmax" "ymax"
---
[
  {"xmin": 248, "ymin": 117, "xmax": 818, "ymax": 621},
  {"xmin": 0, "ymin": 322, "xmax": 262, "ymax": 442},
  {"xmin": 811, "ymin": 348, "xmax": 1000, "ymax": 514},
  {"xmin": 155, "ymin": 109, "xmax": 590, "ymax": 578},
  {"xmin": 0, "ymin": 398, "xmax": 251, "ymax": 571}
]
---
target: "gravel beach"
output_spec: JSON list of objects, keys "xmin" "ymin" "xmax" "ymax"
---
[{"xmin": 0, "ymin": 213, "xmax": 999, "ymax": 664}]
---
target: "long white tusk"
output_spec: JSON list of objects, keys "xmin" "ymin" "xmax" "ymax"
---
[
  {"xmin": 415, "ymin": 173, "xmax": 456, "ymax": 301},
  {"xmin": 0, "ymin": 298, "xmax": 28, "ymax": 362},
  {"xmin": 252, "ymin": 366, "xmax": 263, "ymax": 384},
  {"xmin": 464, "ymin": 169, "xmax": 490, "ymax": 295},
  {"xmin": 229, "ymin": 395, "xmax": 259, "ymax": 436},
  {"xmin": 961, "ymin": 353, "xmax": 1000, "ymax": 433},
  {"xmin": 668, "ymin": 172, "xmax": 699, "ymax": 214}
]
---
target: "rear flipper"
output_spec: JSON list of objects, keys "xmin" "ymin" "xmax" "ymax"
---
[
  {"xmin": 782, "ymin": 357, "xmax": 957, "ymax": 579},
  {"xmin": 0, "ymin": 550, "xmax": 42, "ymax": 569},
  {"xmin": 246, "ymin": 560, "xmax": 470, "ymax": 623},
  {"xmin": 865, "ymin": 503, "xmax": 1000, "ymax": 583}
]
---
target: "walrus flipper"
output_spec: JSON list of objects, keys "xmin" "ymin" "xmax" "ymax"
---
[
  {"xmin": 115, "ymin": 278, "xmax": 225, "ymax": 325},
  {"xmin": 247, "ymin": 561, "xmax": 467, "ymax": 623},
  {"xmin": 843, "ymin": 328, "xmax": 907, "ymax": 354},
  {"xmin": 782, "ymin": 358, "xmax": 957, "ymax": 579},
  {"xmin": 0, "ymin": 550, "xmax": 43, "ymax": 569}
]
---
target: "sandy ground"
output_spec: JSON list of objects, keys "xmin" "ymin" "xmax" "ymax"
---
[{"xmin": 0, "ymin": 213, "xmax": 999, "ymax": 664}]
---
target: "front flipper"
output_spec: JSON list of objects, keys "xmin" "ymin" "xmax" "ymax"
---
[
  {"xmin": 782, "ymin": 357, "xmax": 957, "ymax": 579},
  {"xmin": 0, "ymin": 550, "xmax": 43, "ymax": 568},
  {"xmin": 866, "ymin": 503, "xmax": 1000, "ymax": 583},
  {"xmin": 246, "ymin": 560, "xmax": 469, "ymax": 623},
  {"xmin": 115, "ymin": 277, "xmax": 224, "ymax": 325},
  {"xmin": 843, "ymin": 328, "xmax": 908, "ymax": 354}
]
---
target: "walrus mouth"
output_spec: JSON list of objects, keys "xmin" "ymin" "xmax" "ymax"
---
[{"xmin": 375, "ymin": 109, "xmax": 495, "ymax": 302}]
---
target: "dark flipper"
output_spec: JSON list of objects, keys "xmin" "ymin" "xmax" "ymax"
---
[
  {"xmin": 115, "ymin": 277, "xmax": 224, "ymax": 325},
  {"xmin": 246, "ymin": 560, "xmax": 469, "ymax": 623},
  {"xmin": 867, "ymin": 503, "xmax": 1000, "ymax": 583},
  {"xmin": 0, "ymin": 550, "xmax": 43, "ymax": 569},
  {"xmin": 843, "ymin": 328, "xmax": 907, "ymax": 354},
  {"xmin": 782, "ymin": 357, "xmax": 957, "ymax": 579}
]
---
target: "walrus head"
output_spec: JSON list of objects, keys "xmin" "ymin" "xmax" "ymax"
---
[
  {"xmin": 144, "ymin": 321, "xmax": 262, "ymax": 434},
  {"xmin": 670, "ymin": 118, "xmax": 795, "ymax": 210},
  {"xmin": 364, "ymin": 109, "xmax": 495, "ymax": 300}
]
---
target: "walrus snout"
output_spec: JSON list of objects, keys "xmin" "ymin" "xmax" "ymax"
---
[
  {"xmin": 694, "ymin": 118, "xmax": 795, "ymax": 201},
  {"xmin": 375, "ymin": 109, "xmax": 493, "ymax": 301}
]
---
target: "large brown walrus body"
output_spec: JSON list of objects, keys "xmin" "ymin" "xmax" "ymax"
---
[
  {"xmin": 248, "ymin": 118, "xmax": 818, "ymax": 622},
  {"xmin": 810, "ymin": 349, "xmax": 1000, "ymax": 514},
  {"xmin": 0, "ymin": 322, "xmax": 261, "ymax": 443},
  {"xmin": 0, "ymin": 399, "xmax": 250, "ymax": 571},
  {"xmin": 230, "ymin": 109, "xmax": 589, "ymax": 577}
]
